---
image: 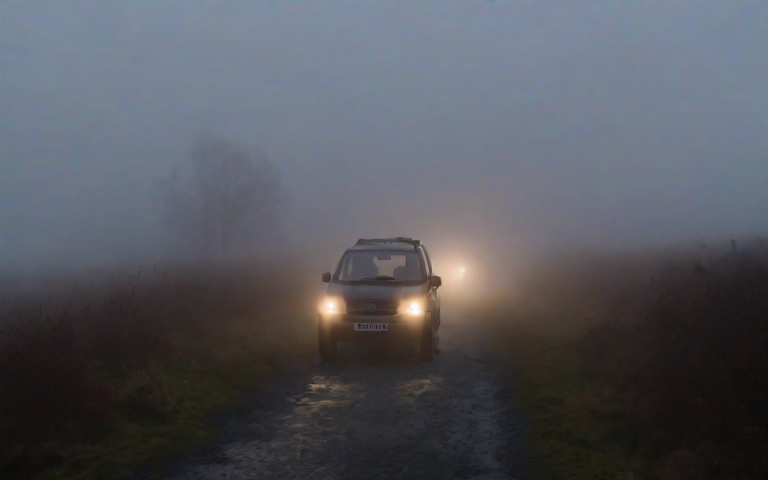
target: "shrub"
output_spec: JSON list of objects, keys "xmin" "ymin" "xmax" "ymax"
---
[
  {"xmin": 0, "ymin": 257, "xmax": 311, "ymax": 479},
  {"xmin": 0, "ymin": 309, "xmax": 110, "ymax": 479},
  {"xmin": 580, "ymin": 240, "xmax": 768, "ymax": 478}
]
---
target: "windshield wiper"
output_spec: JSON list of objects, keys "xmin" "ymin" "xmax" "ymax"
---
[{"xmin": 360, "ymin": 275, "xmax": 397, "ymax": 281}]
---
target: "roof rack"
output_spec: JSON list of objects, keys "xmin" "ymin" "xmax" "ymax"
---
[{"xmin": 355, "ymin": 237, "xmax": 421, "ymax": 250}]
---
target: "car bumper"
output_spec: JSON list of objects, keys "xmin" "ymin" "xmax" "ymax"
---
[{"xmin": 318, "ymin": 312, "xmax": 429, "ymax": 342}]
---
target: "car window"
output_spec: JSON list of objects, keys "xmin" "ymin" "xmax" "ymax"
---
[
  {"xmin": 373, "ymin": 254, "xmax": 406, "ymax": 277},
  {"xmin": 337, "ymin": 251, "xmax": 425, "ymax": 281}
]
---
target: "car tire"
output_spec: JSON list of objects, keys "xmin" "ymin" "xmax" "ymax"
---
[
  {"xmin": 419, "ymin": 316, "xmax": 435, "ymax": 362},
  {"xmin": 318, "ymin": 321, "xmax": 337, "ymax": 361}
]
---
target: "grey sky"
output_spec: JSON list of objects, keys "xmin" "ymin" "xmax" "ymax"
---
[{"xmin": 1, "ymin": 0, "xmax": 767, "ymax": 271}]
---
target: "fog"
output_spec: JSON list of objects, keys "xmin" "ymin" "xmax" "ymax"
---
[{"xmin": 2, "ymin": 0, "xmax": 767, "ymax": 278}]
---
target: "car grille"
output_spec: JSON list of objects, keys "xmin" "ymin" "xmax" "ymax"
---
[{"xmin": 344, "ymin": 299, "xmax": 398, "ymax": 316}]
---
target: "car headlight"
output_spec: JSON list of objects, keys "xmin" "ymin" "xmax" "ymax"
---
[
  {"xmin": 319, "ymin": 296, "xmax": 343, "ymax": 314},
  {"xmin": 398, "ymin": 298, "xmax": 426, "ymax": 316}
]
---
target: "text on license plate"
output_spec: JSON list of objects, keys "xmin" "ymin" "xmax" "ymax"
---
[{"xmin": 354, "ymin": 323, "xmax": 389, "ymax": 332}]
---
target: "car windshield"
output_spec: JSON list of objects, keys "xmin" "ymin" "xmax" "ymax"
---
[{"xmin": 337, "ymin": 250, "xmax": 425, "ymax": 282}]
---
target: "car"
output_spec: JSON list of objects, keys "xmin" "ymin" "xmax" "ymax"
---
[{"xmin": 317, "ymin": 237, "xmax": 442, "ymax": 362}]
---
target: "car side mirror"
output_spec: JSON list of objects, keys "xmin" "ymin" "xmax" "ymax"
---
[
  {"xmin": 321, "ymin": 272, "xmax": 332, "ymax": 283},
  {"xmin": 430, "ymin": 275, "xmax": 442, "ymax": 288}
]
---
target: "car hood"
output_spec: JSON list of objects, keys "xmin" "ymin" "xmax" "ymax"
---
[{"xmin": 326, "ymin": 282, "xmax": 429, "ymax": 301}]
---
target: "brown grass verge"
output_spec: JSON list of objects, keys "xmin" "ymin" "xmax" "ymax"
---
[
  {"xmin": 479, "ymin": 238, "xmax": 768, "ymax": 480},
  {"xmin": 0, "ymin": 258, "xmax": 317, "ymax": 480}
]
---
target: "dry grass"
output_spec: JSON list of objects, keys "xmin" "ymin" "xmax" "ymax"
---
[
  {"xmin": 0, "ymin": 258, "xmax": 316, "ymax": 480},
  {"xmin": 480, "ymin": 238, "xmax": 768, "ymax": 480}
]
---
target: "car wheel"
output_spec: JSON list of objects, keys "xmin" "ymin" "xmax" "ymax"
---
[
  {"xmin": 318, "ymin": 321, "xmax": 337, "ymax": 361},
  {"xmin": 420, "ymin": 316, "xmax": 435, "ymax": 362}
]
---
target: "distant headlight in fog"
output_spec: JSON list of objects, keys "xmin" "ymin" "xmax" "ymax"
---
[{"xmin": 457, "ymin": 266, "xmax": 467, "ymax": 281}]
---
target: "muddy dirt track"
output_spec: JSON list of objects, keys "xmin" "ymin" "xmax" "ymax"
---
[{"xmin": 125, "ymin": 318, "xmax": 530, "ymax": 480}]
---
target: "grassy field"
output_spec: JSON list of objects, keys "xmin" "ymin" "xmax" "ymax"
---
[
  {"xmin": 0, "ymin": 260, "xmax": 317, "ymax": 480},
  {"xmin": 485, "ymin": 308, "xmax": 646, "ymax": 480},
  {"xmin": 481, "ymin": 239, "xmax": 768, "ymax": 480},
  {"xmin": 5, "ymin": 241, "xmax": 766, "ymax": 480}
]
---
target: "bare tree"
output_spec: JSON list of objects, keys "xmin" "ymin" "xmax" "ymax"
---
[{"xmin": 159, "ymin": 134, "xmax": 285, "ymax": 259}]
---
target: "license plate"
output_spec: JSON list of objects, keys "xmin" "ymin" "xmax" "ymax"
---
[{"xmin": 354, "ymin": 323, "xmax": 389, "ymax": 332}]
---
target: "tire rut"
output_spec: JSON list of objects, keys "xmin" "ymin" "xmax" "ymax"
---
[{"xmin": 124, "ymin": 322, "xmax": 529, "ymax": 480}]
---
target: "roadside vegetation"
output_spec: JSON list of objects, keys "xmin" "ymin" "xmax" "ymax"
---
[
  {"xmin": 0, "ymin": 132, "xmax": 305, "ymax": 480},
  {"xmin": 0, "ymin": 259, "xmax": 316, "ymax": 480},
  {"xmin": 482, "ymin": 238, "xmax": 768, "ymax": 480}
]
